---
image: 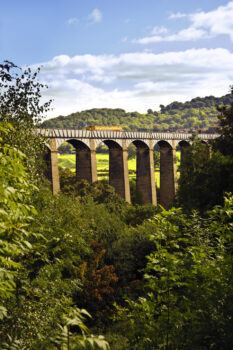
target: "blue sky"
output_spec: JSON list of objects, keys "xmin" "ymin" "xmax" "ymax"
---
[{"xmin": 1, "ymin": 0, "xmax": 233, "ymax": 117}]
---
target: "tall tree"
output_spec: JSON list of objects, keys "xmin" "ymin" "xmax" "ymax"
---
[
  {"xmin": 214, "ymin": 86, "xmax": 233, "ymax": 156},
  {"xmin": 0, "ymin": 61, "xmax": 52, "ymax": 181},
  {"xmin": 0, "ymin": 61, "xmax": 51, "ymax": 127},
  {"xmin": 177, "ymin": 87, "xmax": 233, "ymax": 213},
  {"xmin": 177, "ymin": 135, "xmax": 233, "ymax": 212},
  {"xmin": 0, "ymin": 123, "xmax": 36, "ymax": 319}
]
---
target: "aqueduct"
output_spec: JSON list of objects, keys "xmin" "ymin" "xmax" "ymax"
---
[{"xmin": 37, "ymin": 129, "xmax": 217, "ymax": 208}]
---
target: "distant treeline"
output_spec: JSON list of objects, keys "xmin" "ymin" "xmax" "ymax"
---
[{"xmin": 42, "ymin": 93, "xmax": 233, "ymax": 132}]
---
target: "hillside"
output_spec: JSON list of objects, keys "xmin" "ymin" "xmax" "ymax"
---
[{"xmin": 42, "ymin": 93, "xmax": 233, "ymax": 132}]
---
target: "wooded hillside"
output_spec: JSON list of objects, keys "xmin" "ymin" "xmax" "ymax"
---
[{"xmin": 42, "ymin": 93, "xmax": 233, "ymax": 132}]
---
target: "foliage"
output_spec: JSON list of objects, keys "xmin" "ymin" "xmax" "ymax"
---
[
  {"xmin": 26, "ymin": 183, "xmax": 155, "ymax": 323},
  {"xmin": 214, "ymin": 86, "xmax": 233, "ymax": 156},
  {"xmin": 177, "ymin": 136, "xmax": 223, "ymax": 212},
  {"xmin": 61, "ymin": 179, "xmax": 128, "ymax": 217},
  {"xmin": 0, "ymin": 62, "xmax": 112, "ymax": 349},
  {"xmin": 177, "ymin": 87, "xmax": 233, "ymax": 213},
  {"xmin": 3, "ymin": 60, "xmax": 233, "ymax": 349},
  {"xmin": 111, "ymin": 220, "xmax": 157, "ymax": 291},
  {"xmin": 76, "ymin": 241, "xmax": 119, "ymax": 325},
  {"xmin": 0, "ymin": 61, "xmax": 51, "ymax": 126},
  {"xmin": 0, "ymin": 182, "xmax": 113, "ymax": 348},
  {"xmin": 2, "ymin": 306, "xmax": 110, "ymax": 350},
  {"xmin": 123, "ymin": 204, "xmax": 159, "ymax": 227},
  {"xmin": 0, "ymin": 122, "xmax": 37, "ymax": 319},
  {"xmin": 54, "ymin": 307, "xmax": 110, "ymax": 349},
  {"xmin": 118, "ymin": 197, "xmax": 233, "ymax": 349},
  {"xmin": 0, "ymin": 60, "xmax": 51, "ymax": 181},
  {"xmin": 58, "ymin": 141, "xmax": 75, "ymax": 154},
  {"xmin": 127, "ymin": 144, "xmax": 136, "ymax": 160},
  {"xmin": 59, "ymin": 166, "xmax": 76, "ymax": 188}
]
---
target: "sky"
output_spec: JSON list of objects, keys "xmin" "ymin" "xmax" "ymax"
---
[{"xmin": 1, "ymin": 0, "xmax": 233, "ymax": 118}]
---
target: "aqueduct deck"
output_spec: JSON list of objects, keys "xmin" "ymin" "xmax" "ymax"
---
[{"xmin": 37, "ymin": 128, "xmax": 217, "ymax": 208}]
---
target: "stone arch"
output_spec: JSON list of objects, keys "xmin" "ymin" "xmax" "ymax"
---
[
  {"xmin": 64, "ymin": 138, "xmax": 90, "ymax": 150},
  {"xmin": 126, "ymin": 139, "xmax": 150, "ymax": 148},
  {"xmin": 157, "ymin": 140, "xmax": 173, "ymax": 149},
  {"xmin": 152, "ymin": 139, "xmax": 173, "ymax": 149},
  {"xmin": 95, "ymin": 139, "xmax": 123, "ymax": 149},
  {"xmin": 132, "ymin": 139, "xmax": 149, "ymax": 149},
  {"xmin": 103, "ymin": 139, "xmax": 123, "ymax": 150},
  {"xmin": 200, "ymin": 140, "xmax": 208, "ymax": 145},
  {"xmin": 45, "ymin": 142, "xmax": 51, "ymax": 150},
  {"xmin": 56, "ymin": 137, "xmax": 90, "ymax": 149}
]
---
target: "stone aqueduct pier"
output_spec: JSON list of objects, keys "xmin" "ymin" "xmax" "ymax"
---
[{"xmin": 37, "ymin": 129, "xmax": 217, "ymax": 208}]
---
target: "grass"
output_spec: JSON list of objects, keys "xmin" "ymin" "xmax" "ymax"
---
[
  {"xmin": 58, "ymin": 154, "xmax": 76, "ymax": 170},
  {"xmin": 58, "ymin": 153, "xmax": 137, "ymax": 177},
  {"xmin": 58, "ymin": 151, "xmax": 181, "ymax": 187}
]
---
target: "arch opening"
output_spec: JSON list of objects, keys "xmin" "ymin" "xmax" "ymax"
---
[
  {"xmin": 153, "ymin": 143, "xmax": 160, "ymax": 191},
  {"xmin": 58, "ymin": 140, "xmax": 76, "ymax": 173},
  {"xmin": 96, "ymin": 142, "xmax": 109, "ymax": 182},
  {"xmin": 58, "ymin": 139, "xmax": 96, "ymax": 183}
]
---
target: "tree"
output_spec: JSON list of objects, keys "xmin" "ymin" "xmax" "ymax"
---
[
  {"xmin": 177, "ymin": 87, "xmax": 233, "ymax": 213},
  {"xmin": 77, "ymin": 241, "xmax": 118, "ymax": 324},
  {"xmin": 0, "ymin": 61, "xmax": 51, "ymax": 127},
  {"xmin": 0, "ymin": 63, "xmax": 112, "ymax": 349},
  {"xmin": 58, "ymin": 142, "xmax": 75, "ymax": 154},
  {"xmin": 117, "ymin": 197, "xmax": 233, "ymax": 349},
  {"xmin": 127, "ymin": 144, "xmax": 136, "ymax": 160},
  {"xmin": 0, "ymin": 60, "xmax": 51, "ymax": 181},
  {"xmin": 0, "ymin": 123, "xmax": 37, "ymax": 319},
  {"xmin": 177, "ymin": 135, "xmax": 233, "ymax": 213},
  {"xmin": 214, "ymin": 86, "xmax": 233, "ymax": 156}
]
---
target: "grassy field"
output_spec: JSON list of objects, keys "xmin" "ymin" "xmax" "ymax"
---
[
  {"xmin": 58, "ymin": 152, "xmax": 181, "ymax": 187},
  {"xmin": 58, "ymin": 153, "xmax": 137, "ymax": 179}
]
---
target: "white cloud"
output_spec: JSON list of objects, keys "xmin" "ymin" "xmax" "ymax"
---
[
  {"xmin": 151, "ymin": 26, "xmax": 168, "ymax": 35},
  {"xmin": 133, "ymin": 1, "xmax": 233, "ymax": 44},
  {"xmin": 88, "ymin": 8, "xmax": 102, "ymax": 23},
  {"xmin": 67, "ymin": 18, "xmax": 77, "ymax": 25},
  {"xmin": 169, "ymin": 12, "xmax": 187, "ymax": 19},
  {"xmin": 133, "ymin": 27, "xmax": 207, "ymax": 44},
  {"xmin": 190, "ymin": 1, "xmax": 233, "ymax": 40},
  {"xmin": 37, "ymin": 49, "xmax": 233, "ymax": 117}
]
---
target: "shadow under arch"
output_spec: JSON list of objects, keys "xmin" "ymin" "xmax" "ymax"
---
[
  {"xmin": 200, "ymin": 139, "xmax": 210, "ymax": 154},
  {"xmin": 179, "ymin": 140, "xmax": 191, "ymax": 165},
  {"xmin": 128, "ymin": 139, "xmax": 156, "ymax": 205},
  {"xmin": 101, "ymin": 139, "xmax": 130, "ymax": 202},
  {"xmin": 156, "ymin": 140, "xmax": 177, "ymax": 209},
  {"xmin": 42, "ymin": 145, "xmax": 52, "ymax": 181}
]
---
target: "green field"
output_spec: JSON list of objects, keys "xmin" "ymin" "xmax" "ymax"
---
[
  {"xmin": 58, "ymin": 152, "xmax": 181, "ymax": 187},
  {"xmin": 58, "ymin": 153, "xmax": 137, "ymax": 179}
]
